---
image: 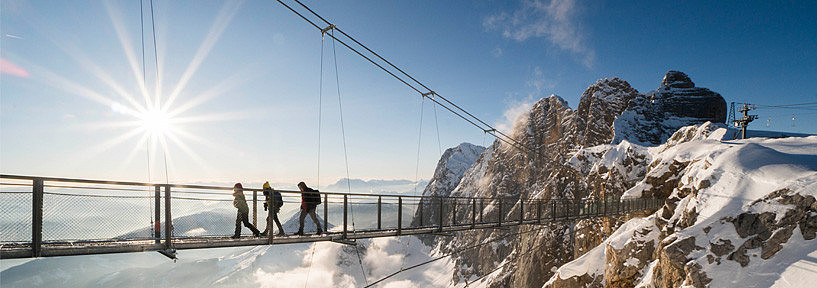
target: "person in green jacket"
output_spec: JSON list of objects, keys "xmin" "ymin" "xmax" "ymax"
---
[{"xmin": 232, "ymin": 183, "xmax": 260, "ymax": 238}]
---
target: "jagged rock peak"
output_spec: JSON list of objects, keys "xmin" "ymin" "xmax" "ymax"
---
[
  {"xmin": 573, "ymin": 77, "xmax": 641, "ymax": 147},
  {"xmin": 548, "ymin": 93, "xmax": 569, "ymax": 106},
  {"xmin": 660, "ymin": 70, "xmax": 695, "ymax": 89},
  {"xmin": 411, "ymin": 142, "xmax": 485, "ymax": 237},
  {"xmin": 437, "ymin": 143, "xmax": 486, "ymax": 181},
  {"xmin": 417, "ymin": 142, "xmax": 485, "ymax": 199}
]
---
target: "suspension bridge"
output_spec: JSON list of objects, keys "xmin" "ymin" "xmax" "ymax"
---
[
  {"xmin": 2, "ymin": 0, "xmax": 664, "ymax": 263},
  {"xmin": 0, "ymin": 174, "xmax": 661, "ymax": 259}
]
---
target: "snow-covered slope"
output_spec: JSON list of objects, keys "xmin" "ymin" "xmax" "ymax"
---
[{"xmin": 545, "ymin": 124, "xmax": 817, "ymax": 288}]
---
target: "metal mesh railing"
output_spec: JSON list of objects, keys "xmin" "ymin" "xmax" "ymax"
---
[
  {"xmin": 0, "ymin": 180, "xmax": 33, "ymax": 243},
  {"xmin": 0, "ymin": 174, "xmax": 663, "ymax": 259}
]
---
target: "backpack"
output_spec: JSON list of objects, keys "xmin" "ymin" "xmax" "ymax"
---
[
  {"xmin": 305, "ymin": 188, "xmax": 322, "ymax": 205},
  {"xmin": 273, "ymin": 190, "xmax": 284, "ymax": 209},
  {"xmin": 313, "ymin": 189, "xmax": 322, "ymax": 204}
]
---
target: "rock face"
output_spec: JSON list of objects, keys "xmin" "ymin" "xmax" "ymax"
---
[
  {"xmin": 411, "ymin": 142, "xmax": 484, "ymax": 242},
  {"xmin": 613, "ymin": 71, "xmax": 727, "ymax": 146},
  {"xmin": 414, "ymin": 71, "xmax": 729, "ymax": 287}
]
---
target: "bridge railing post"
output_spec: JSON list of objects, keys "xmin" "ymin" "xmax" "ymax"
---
[
  {"xmin": 519, "ymin": 198, "xmax": 524, "ymax": 225},
  {"xmin": 343, "ymin": 195, "xmax": 348, "ymax": 239},
  {"xmin": 397, "ymin": 196, "xmax": 402, "ymax": 236},
  {"xmin": 452, "ymin": 198, "xmax": 457, "ymax": 227},
  {"xmin": 438, "ymin": 197, "xmax": 444, "ymax": 232},
  {"xmin": 164, "ymin": 185, "xmax": 173, "ymax": 251},
  {"xmin": 418, "ymin": 197, "xmax": 424, "ymax": 227},
  {"xmin": 537, "ymin": 199, "xmax": 542, "ymax": 224},
  {"xmin": 252, "ymin": 190, "xmax": 257, "ymax": 228},
  {"xmin": 479, "ymin": 198, "xmax": 484, "ymax": 223},
  {"xmin": 377, "ymin": 196, "xmax": 382, "ymax": 230},
  {"xmin": 154, "ymin": 185, "xmax": 161, "ymax": 244},
  {"xmin": 498, "ymin": 198, "xmax": 502, "ymax": 227},
  {"xmin": 565, "ymin": 200, "xmax": 570, "ymax": 220},
  {"xmin": 471, "ymin": 198, "xmax": 476, "ymax": 228},
  {"xmin": 323, "ymin": 193, "xmax": 328, "ymax": 233},
  {"xmin": 32, "ymin": 178, "xmax": 43, "ymax": 258}
]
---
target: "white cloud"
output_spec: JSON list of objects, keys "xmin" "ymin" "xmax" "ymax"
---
[
  {"xmin": 495, "ymin": 96, "xmax": 535, "ymax": 134},
  {"xmin": 527, "ymin": 66, "xmax": 556, "ymax": 92},
  {"xmin": 483, "ymin": 0, "xmax": 595, "ymax": 68},
  {"xmin": 491, "ymin": 47, "xmax": 504, "ymax": 57},
  {"xmin": 253, "ymin": 243, "xmax": 357, "ymax": 287}
]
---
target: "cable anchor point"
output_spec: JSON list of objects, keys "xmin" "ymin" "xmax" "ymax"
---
[
  {"xmin": 320, "ymin": 24, "xmax": 336, "ymax": 36},
  {"xmin": 421, "ymin": 91, "xmax": 436, "ymax": 99}
]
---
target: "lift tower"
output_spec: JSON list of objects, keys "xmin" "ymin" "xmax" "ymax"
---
[{"xmin": 732, "ymin": 103, "xmax": 758, "ymax": 139}]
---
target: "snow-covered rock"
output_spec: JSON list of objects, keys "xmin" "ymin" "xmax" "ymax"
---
[
  {"xmin": 411, "ymin": 142, "xmax": 485, "ymax": 230},
  {"xmin": 545, "ymin": 123, "xmax": 817, "ymax": 288},
  {"xmin": 613, "ymin": 71, "xmax": 727, "ymax": 146}
]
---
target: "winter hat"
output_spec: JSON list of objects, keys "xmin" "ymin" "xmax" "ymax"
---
[{"xmin": 263, "ymin": 181, "xmax": 271, "ymax": 189}]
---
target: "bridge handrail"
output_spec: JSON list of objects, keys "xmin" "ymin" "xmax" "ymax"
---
[
  {"xmin": 1, "ymin": 173, "xmax": 585, "ymax": 201},
  {"xmin": 0, "ymin": 173, "xmax": 664, "ymax": 259}
]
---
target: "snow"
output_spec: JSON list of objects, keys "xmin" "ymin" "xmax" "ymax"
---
[
  {"xmin": 553, "ymin": 123, "xmax": 817, "ymax": 287},
  {"xmin": 1, "ymin": 234, "xmax": 456, "ymax": 287},
  {"xmin": 547, "ymin": 216, "xmax": 659, "ymax": 285}
]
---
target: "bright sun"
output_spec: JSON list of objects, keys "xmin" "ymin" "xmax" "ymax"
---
[{"xmin": 138, "ymin": 108, "xmax": 172, "ymax": 137}]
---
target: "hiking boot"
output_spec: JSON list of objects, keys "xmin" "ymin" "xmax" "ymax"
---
[
  {"xmin": 260, "ymin": 231, "xmax": 268, "ymax": 237},
  {"xmin": 230, "ymin": 235, "xmax": 240, "ymax": 239},
  {"xmin": 253, "ymin": 232, "xmax": 261, "ymax": 237},
  {"xmin": 316, "ymin": 228, "xmax": 323, "ymax": 235},
  {"xmin": 294, "ymin": 230, "xmax": 304, "ymax": 236}
]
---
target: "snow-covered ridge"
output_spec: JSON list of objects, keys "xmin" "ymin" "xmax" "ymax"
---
[{"xmin": 545, "ymin": 123, "xmax": 817, "ymax": 288}]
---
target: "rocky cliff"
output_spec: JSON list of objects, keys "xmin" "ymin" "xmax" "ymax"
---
[{"xmin": 413, "ymin": 71, "xmax": 730, "ymax": 287}]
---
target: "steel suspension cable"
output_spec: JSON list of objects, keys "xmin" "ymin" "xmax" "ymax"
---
[
  {"xmin": 401, "ymin": 96, "xmax": 426, "ymax": 271},
  {"xmin": 273, "ymin": 0, "xmax": 531, "ymax": 154},
  {"xmin": 317, "ymin": 33, "xmax": 325, "ymax": 188},
  {"xmin": 433, "ymin": 97, "xmax": 442, "ymax": 157},
  {"xmin": 289, "ymin": 0, "xmax": 527, "ymax": 152},
  {"xmin": 139, "ymin": 0, "xmax": 155, "ymax": 230},
  {"xmin": 364, "ymin": 226, "xmax": 545, "ymax": 287},
  {"xmin": 330, "ymin": 30, "xmax": 369, "ymax": 286},
  {"xmin": 413, "ymin": 98, "xmax": 425, "ymax": 195},
  {"xmin": 306, "ymin": 33, "xmax": 327, "ymax": 288}
]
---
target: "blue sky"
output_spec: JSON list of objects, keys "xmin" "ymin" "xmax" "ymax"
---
[{"xmin": 1, "ymin": 0, "xmax": 815, "ymax": 186}]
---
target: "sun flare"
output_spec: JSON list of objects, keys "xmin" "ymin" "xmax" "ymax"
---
[{"xmin": 139, "ymin": 108, "xmax": 172, "ymax": 137}]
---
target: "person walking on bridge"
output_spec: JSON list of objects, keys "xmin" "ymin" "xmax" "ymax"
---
[
  {"xmin": 231, "ymin": 183, "xmax": 261, "ymax": 239},
  {"xmin": 260, "ymin": 181, "xmax": 286, "ymax": 236},
  {"xmin": 295, "ymin": 181, "xmax": 322, "ymax": 236}
]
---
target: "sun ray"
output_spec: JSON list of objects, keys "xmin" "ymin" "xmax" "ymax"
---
[
  {"xmin": 9, "ymin": 56, "xmax": 121, "ymax": 107},
  {"xmin": 165, "ymin": 131, "xmax": 216, "ymax": 177},
  {"xmin": 70, "ymin": 127, "xmax": 145, "ymax": 168},
  {"xmin": 11, "ymin": 3, "xmax": 147, "ymax": 114},
  {"xmin": 165, "ymin": 63, "xmax": 263, "ymax": 118},
  {"xmin": 170, "ymin": 110, "xmax": 256, "ymax": 125},
  {"xmin": 103, "ymin": 0, "xmax": 153, "ymax": 109},
  {"xmin": 115, "ymin": 133, "xmax": 152, "ymax": 178},
  {"xmin": 161, "ymin": 0, "xmax": 243, "ymax": 112},
  {"xmin": 78, "ymin": 120, "xmax": 142, "ymax": 132}
]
